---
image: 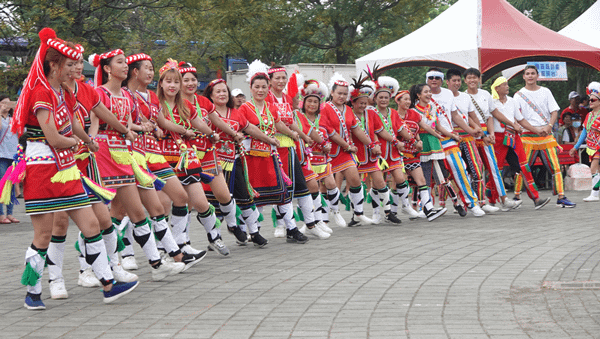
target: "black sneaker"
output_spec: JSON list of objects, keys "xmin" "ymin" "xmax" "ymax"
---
[
  {"xmin": 347, "ymin": 216, "xmax": 360, "ymax": 227},
  {"xmin": 229, "ymin": 226, "xmax": 248, "ymax": 246},
  {"xmin": 534, "ymin": 197, "xmax": 551, "ymax": 210},
  {"xmin": 250, "ymin": 232, "xmax": 268, "ymax": 248},
  {"xmin": 385, "ymin": 212, "xmax": 402, "ymax": 224},
  {"xmin": 286, "ymin": 227, "xmax": 309, "ymax": 244},
  {"xmin": 454, "ymin": 204, "xmax": 467, "ymax": 217},
  {"xmin": 424, "ymin": 206, "xmax": 447, "ymax": 222},
  {"xmin": 181, "ymin": 251, "xmax": 206, "ymax": 271}
]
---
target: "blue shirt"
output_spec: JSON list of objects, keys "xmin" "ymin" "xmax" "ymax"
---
[{"xmin": 0, "ymin": 116, "xmax": 18, "ymax": 160}]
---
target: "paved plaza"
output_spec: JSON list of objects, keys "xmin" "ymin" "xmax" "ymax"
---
[{"xmin": 0, "ymin": 190, "xmax": 599, "ymax": 338}]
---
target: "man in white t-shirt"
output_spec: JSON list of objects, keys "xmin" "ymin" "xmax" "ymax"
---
[
  {"xmin": 513, "ymin": 65, "xmax": 575, "ymax": 208},
  {"xmin": 426, "ymin": 68, "xmax": 484, "ymax": 217},
  {"xmin": 463, "ymin": 68, "xmax": 521, "ymax": 211},
  {"xmin": 489, "ymin": 77, "xmax": 551, "ymax": 210}
]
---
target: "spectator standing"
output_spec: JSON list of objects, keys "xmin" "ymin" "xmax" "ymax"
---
[
  {"xmin": 0, "ymin": 95, "xmax": 19, "ymax": 223},
  {"xmin": 231, "ymin": 88, "xmax": 246, "ymax": 109},
  {"xmin": 560, "ymin": 91, "xmax": 588, "ymax": 125}
]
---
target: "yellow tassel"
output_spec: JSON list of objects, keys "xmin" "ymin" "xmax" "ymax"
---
[
  {"xmin": 109, "ymin": 149, "xmax": 132, "ymax": 165},
  {"xmin": 275, "ymin": 135, "xmax": 295, "ymax": 148},
  {"xmin": 221, "ymin": 160, "xmax": 234, "ymax": 172},
  {"xmin": 132, "ymin": 151, "xmax": 147, "ymax": 170},
  {"xmin": 74, "ymin": 152, "xmax": 90, "ymax": 161},
  {"xmin": 81, "ymin": 175, "xmax": 116, "ymax": 203},
  {"xmin": 378, "ymin": 157, "xmax": 389, "ymax": 171},
  {"xmin": 312, "ymin": 164, "xmax": 327, "ymax": 174},
  {"xmin": 0, "ymin": 181, "xmax": 13, "ymax": 205},
  {"xmin": 146, "ymin": 153, "xmax": 167, "ymax": 164},
  {"xmin": 131, "ymin": 157, "xmax": 156, "ymax": 187},
  {"xmin": 50, "ymin": 166, "xmax": 81, "ymax": 183}
]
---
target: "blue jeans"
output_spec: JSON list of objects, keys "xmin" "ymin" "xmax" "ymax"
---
[{"xmin": 0, "ymin": 158, "xmax": 13, "ymax": 215}]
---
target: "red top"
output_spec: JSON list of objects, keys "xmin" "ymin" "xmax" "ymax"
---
[
  {"xmin": 136, "ymin": 90, "xmax": 161, "ymax": 123},
  {"xmin": 96, "ymin": 87, "xmax": 136, "ymax": 130},
  {"xmin": 320, "ymin": 102, "xmax": 358, "ymax": 158},
  {"xmin": 238, "ymin": 101, "xmax": 280, "ymax": 131},
  {"xmin": 373, "ymin": 108, "xmax": 404, "ymax": 162},
  {"xmin": 265, "ymin": 91, "xmax": 295, "ymax": 126},
  {"xmin": 353, "ymin": 109, "xmax": 383, "ymax": 164},
  {"xmin": 192, "ymin": 93, "xmax": 216, "ymax": 119},
  {"xmin": 401, "ymin": 109, "xmax": 422, "ymax": 154},
  {"xmin": 28, "ymin": 85, "xmax": 78, "ymax": 129},
  {"xmin": 73, "ymin": 80, "xmax": 100, "ymax": 130},
  {"xmin": 213, "ymin": 108, "xmax": 248, "ymax": 161}
]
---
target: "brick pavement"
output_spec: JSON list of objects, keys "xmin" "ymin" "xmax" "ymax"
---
[{"xmin": 0, "ymin": 190, "xmax": 599, "ymax": 338}]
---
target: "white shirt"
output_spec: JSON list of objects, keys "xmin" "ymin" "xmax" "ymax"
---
[
  {"xmin": 452, "ymin": 92, "xmax": 475, "ymax": 128},
  {"xmin": 431, "ymin": 88, "xmax": 456, "ymax": 133},
  {"xmin": 515, "ymin": 87, "xmax": 560, "ymax": 127},
  {"xmin": 493, "ymin": 96, "xmax": 523, "ymax": 133},
  {"xmin": 465, "ymin": 89, "xmax": 495, "ymax": 124}
]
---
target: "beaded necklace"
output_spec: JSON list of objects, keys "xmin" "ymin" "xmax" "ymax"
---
[
  {"xmin": 251, "ymin": 99, "xmax": 274, "ymax": 136},
  {"xmin": 376, "ymin": 107, "xmax": 393, "ymax": 135}
]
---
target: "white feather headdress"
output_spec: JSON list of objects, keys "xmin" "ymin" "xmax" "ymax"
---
[
  {"xmin": 374, "ymin": 76, "xmax": 400, "ymax": 97},
  {"xmin": 246, "ymin": 59, "xmax": 269, "ymax": 83},
  {"xmin": 301, "ymin": 80, "xmax": 329, "ymax": 101},
  {"xmin": 328, "ymin": 72, "xmax": 349, "ymax": 91}
]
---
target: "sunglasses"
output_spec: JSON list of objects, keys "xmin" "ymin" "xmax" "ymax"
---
[
  {"xmin": 590, "ymin": 98, "xmax": 599, "ymax": 103},
  {"xmin": 428, "ymin": 76, "xmax": 442, "ymax": 81}
]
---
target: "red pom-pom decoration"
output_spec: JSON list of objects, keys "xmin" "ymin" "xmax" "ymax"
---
[
  {"xmin": 38, "ymin": 27, "xmax": 57, "ymax": 44},
  {"xmin": 178, "ymin": 61, "xmax": 187, "ymax": 67}
]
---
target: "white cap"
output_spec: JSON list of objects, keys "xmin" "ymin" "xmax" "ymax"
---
[
  {"xmin": 568, "ymin": 91, "xmax": 580, "ymax": 100},
  {"xmin": 231, "ymin": 88, "xmax": 245, "ymax": 97}
]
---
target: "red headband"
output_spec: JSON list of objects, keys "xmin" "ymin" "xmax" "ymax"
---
[
  {"xmin": 268, "ymin": 67, "xmax": 286, "ymax": 75},
  {"xmin": 46, "ymin": 38, "xmax": 82, "ymax": 60},
  {"xmin": 208, "ymin": 78, "xmax": 226, "ymax": 87},
  {"xmin": 126, "ymin": 53, "xmax": 152, "ymax": 65},
  {"xmin": 334, "ymin": 80, "xmax": 349, "ymax": 87},
  {"xmin": 90, "ymin": 49, "xmax": 124, "ymax": 67},
  {"xmin": 178, "ymin": 61, "xmax": 196, "ymax": 74},
  {"xmin": 395, "ymin": 90, "xmax": 409, "ymax": 101}
]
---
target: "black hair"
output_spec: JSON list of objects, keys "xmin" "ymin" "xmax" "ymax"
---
[
  {"xmin": 123, "ymin": 59, "xmax": 155, "ymax": 87},
  {"xmin": 301, "ymin": 96, "xmax": 321, "ymax": 115},
  {"xmin": 463, "ymin": 68, "xmax": 481, "ymax": 78},
  {"xmin": 446, "ymin": 68, "xmax": 462, "ymax": 80},
  {"xmin": 250, "ymin": 73, "xmax": 269, "ymax": 86},
  {"xmin": 409, "ymin": 84, "xmax": 429, "ymax": 109},
  {"xmin": 202, "ymin": 80, "xmax": 234, "ymax": 109},
  {"xmin": 100, "ymin": 56, "xmax": 117, "ymax": 85},
  {"xmin": 428, "ymin": 67, "xmax": 442, "ymax": 73},
  {"xmin": 268, "ymin": 65, "xmax": 286, "ymax": 79},
  {"xmin": 524, "ymin": 64, "xmax": 538, "ymax": 74},
  {"xmin": 180, "ymin": 62, "xmax": 198, "ymax": 80}
]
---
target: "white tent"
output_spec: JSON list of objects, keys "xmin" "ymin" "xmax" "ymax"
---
[
  {"xmin": 502, "ymin": 1, "xmax": 600, "ymax": 79},
  {"xmin": 355, "ymin": 0, "xmax": 479, "ymax": 77}
]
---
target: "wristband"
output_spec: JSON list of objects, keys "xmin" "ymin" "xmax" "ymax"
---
[
  {"xmin": 345, "ymin": 144, "xmax": 353, "ymax": 152},
  {"xmin": 367, "ymin": 141, "xmax": 380, "ymax": 150}
]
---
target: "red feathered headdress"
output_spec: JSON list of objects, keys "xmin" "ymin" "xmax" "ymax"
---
[{"xmin": 11, "ymin": 28, "xmax": 82, "ymax": 136}]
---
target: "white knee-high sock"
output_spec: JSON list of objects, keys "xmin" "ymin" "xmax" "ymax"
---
[
  {"xmin": 118, "ymin": 217, "xmax": 135, "ymax": 258},
  {"xmin": 101, "ymin": 225, "xmax": 120, "ymax": 268},
  {"xmin": 47, "ymin": 235, "xmax": 66, "ymax": 282},
  {"xmin": 396, "ymin": 182, "xmax": 411, "ymax": 208},
  {"xmin": 276, "ymin": 202, "xmax": 297, "ymax": 230},
  {"xmin": 220, "ymin": 198, "xmax": 237, "ymax": 228},
  {"xmin": 22, "ymin": 245, "xmax": 46, "ymax": 295},
  {"xmin": 132, "ymin": 218, "xmax": 161, "ymax": 264},
  {"xmin": 370, "ymin": 188, "xmax": 380, "ymax": 216},
  {"xmin": 151, "ymin": 215, "xmax": 181, "ymax": 257},
  {"xmin": 170, "ymin": 205, "xmax": 189, "ymax": 247},
  {"xmin": 241, "ymin": 206, "xmax": 259, "ymax": 234},
  {"xmin": 84, "ymin": 234, "xmax": 114, "ymax": 285},
  {"xmin": 327, "ymin": 187, "xmax": 340, "ymax": 213},
  {"xmin": 311, "ymin": 192, "xmax": 322, "ymax": 222},
  {"xmin": 349, "ymin": 185, "xmax": 365, "ymax": 215},
  {"xmin": 298, "ymin": 195, "xmax": 316, "ymax": 227},
  {"xmin": 197, "ymin": 207, "xmax": 221, "ymax": 242}
]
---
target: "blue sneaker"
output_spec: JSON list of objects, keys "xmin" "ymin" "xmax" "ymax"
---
[
  {"xmin": 557, "ymin": 196, "xmax": 576, "ymax": 208},
  {"xmin": 103, "ymin": 281, "xmax": 139, "ymax": 304},
  {"xmin": 24, "ymin": 293, "xmax": 46, "ymax": 310}
]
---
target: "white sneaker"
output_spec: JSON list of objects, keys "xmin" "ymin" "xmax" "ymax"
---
[
  {"xmin": 77, "ymin": 267, "xmax": 101, "ymax": 287},
  {"xmin": 355, "ymin": 214, "xmax": 373, "ymax": 225},
  {"xmin": 417, "ymin": 210, "xmax": 427, "ymax": 219},
  {"xmin": 151, "ymin": 261, "xmax": 171, "ymax": 281},
  {"xmin": 49, "ymin": 279, "xmax": 68, "ymax": 299},
  {"xmin": 121, "ymin": 256, "xmax": 138, "ymax": 270},
  {"xmin": 112, "ymin": 264, "xmax": 138, "ymax": 283},
  {"xmin": 401, "ymin": 205, "xmax": 420, "ymax": 220},
  {"xmin": 371, "ymin": 212, "xmax": 382, "ymax": 224},
  {"xmin": 303, "ymin": 225, "xmax": 330, "ymax": 239},
  {"xmin": 470, "ymin": 205, "xmax": 486, "ymax": 217},
  {"xmin": 180, "ymin": 244, "xmax": 201, "ymax": 256},
  {"xmin": 332, "ymin": 211, "xmax": 347, "ymax": 227},
  {"xmin": 274, "ymin": 225, "xmax": 286, "ymax": 238},
  {"xmin": 166, "ymin": 260, "xmax": 185, "ymax": 275},
  {"xmin": 583, "ymin": 192, "xmax": 600, "ymax": 202},
  {"xmin": 208, "ymin": 238, "xmax": 230, "ymax": 256},
  {"xmin": 316, "ymin": 221, "xmax": 333, "ymax": 234},
  {"xmin": 481, "ymin": 204, "xmax": 500, "ymax": 213},
  {"xmin": 500, "ymin": 199, "xmax": 522, "ymax": 212}
]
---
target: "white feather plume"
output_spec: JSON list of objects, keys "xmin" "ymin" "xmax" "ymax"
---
[
  {"xmin": 328, "ymin": 72, "xmax": 348, "ymax": 91},
  {"xmin": 246, "ymin": 59, "xmax": 269, "ymax": 83},
  {"xmin": 376, "ymin": 76, "xmax": 400, "ymax": 97}
]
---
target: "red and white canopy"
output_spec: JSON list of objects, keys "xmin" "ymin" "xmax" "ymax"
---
[{"xmin": 355, "ymin": 0, "xmax": 600, "ymax": 81}]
